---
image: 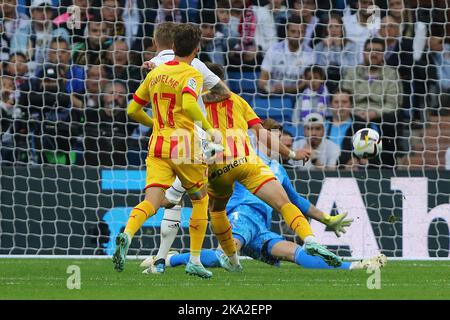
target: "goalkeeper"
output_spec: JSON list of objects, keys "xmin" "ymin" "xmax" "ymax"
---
[{"xmin": 141, "ymin": 149, "xmax": 387, "ymax": 271}]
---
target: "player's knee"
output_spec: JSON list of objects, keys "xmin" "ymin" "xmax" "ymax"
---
[
  {"xmin": 161, "ymin": 197, "xmax": 176, "ymax": 209},
  {"xmin": 187, "ymin": 185, "xmax": 208, "ymax": 201},
  {"xmin": 165, "ymin": 187, "xmax": 185, "ymax": 206},
  {"xmin": 210, "ymin": 195, "xmax": 229, "ymax": 212},
  {"xmin": 272, "ymin": 195, "xmax": 291, "ymax": 212},
  {"xmin": 191, "ymin": 193, "xmax": 209, "ymax": 209}
]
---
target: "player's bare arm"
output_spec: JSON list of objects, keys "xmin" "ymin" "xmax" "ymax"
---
[{"xmin": 250, "ymin": 122, "xmax": 310, "ymax": 162}]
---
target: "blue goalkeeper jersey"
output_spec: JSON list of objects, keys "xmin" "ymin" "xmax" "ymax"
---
[{"xmin": 226, "ymin": 150, "xmax": 311, "ymax": 229}]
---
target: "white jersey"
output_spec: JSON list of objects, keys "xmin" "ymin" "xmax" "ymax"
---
[
  {"xmin": 150, "ymin": 49, "xmax": 221, "ymax": 113},
  {"xmin": 261, "ymin": 39, "xmax": 314, "ymax": 89}
]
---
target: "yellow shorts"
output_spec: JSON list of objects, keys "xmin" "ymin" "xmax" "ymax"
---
[
  {"xmin": 207, "ymin": 155, "xmax": 276, "ymax": 198},
  {"xmin": 145, "ymin": 156, "xmax": 208, "ymax": 194}
]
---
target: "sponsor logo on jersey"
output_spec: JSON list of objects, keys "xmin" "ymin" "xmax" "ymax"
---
[{"xmin": 209, "ymin": 157, "xmax": 248, "ymax": 180}]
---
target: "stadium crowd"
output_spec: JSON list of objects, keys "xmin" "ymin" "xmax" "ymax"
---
[{"xmin": 0, "ymin": 0, "xmax": 449, "ymax": 169}]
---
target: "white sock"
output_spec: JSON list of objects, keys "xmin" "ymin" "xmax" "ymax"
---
[
  {"xmin": 155, "ymin": 206, "xmax": 181, "ymax": 261},
  {"xmin": 304, "ymin": 235, "xmax": 317, "ymax": 244},
  {"xmin": 228, "ymin": 253, "xmax": 240, "ymax": 265},
  {"xmin": 189, "ymin": 254, "xmax": 201, "ymax": 265}
]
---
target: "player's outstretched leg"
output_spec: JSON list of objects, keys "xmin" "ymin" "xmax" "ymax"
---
[
  {"xmin": 270, "ymin": 240, "xmax": 386, "ymax": 270},
  {"xmin": 303, "ymin": 242, "xmax": 342, "ymax": 267},
  {"xmin": 112, "ymin": 188, "xmax": 162, "ymax": 272},
  {"xmin": 143, "ymin": 250, "xmax": 222, "ymax": 272},
  {"xmin": 254, "ymin": 180, "xmax": 342, "ymax": 267}
]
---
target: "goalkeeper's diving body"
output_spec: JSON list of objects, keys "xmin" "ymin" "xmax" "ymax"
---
[
  {"xmin": 141, "ymin": 149, "xmax": 387, "ymax": 271},
  {"xmin": 144, "ymin": 62, "xmax": 345, "ymax": 274},
  {"xmin": 112, "ymin": 24, "xmax": 224, "ymax": 279}
]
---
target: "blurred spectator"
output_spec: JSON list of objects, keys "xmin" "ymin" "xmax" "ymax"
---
[
  {"xmin": 215, "ymin": 0, "xmax": 231, "ymax": 62},
  {"xmin": 434, "ymin": 39, "xmax": 450, "ymax": 115},
  {"xmin": 341, "ymin": 38, "xmax": 401, "ymax": 122},
  {"xmin": 36, "ymin": 37, "xmax": 85, "ymax": 95},
  {"xmin": 10, "ymin": 0, "xmax": 70, "ymax": 74},
  {"xmin": 325, "ymin": 88, "xmax": 369, "ymax": 169},
  {"xmin": 91, "ymin": 0, "xmax": 154, "ymax": 51},
  {"xmin": 56, "ymin": 0, "xmax": 92, "ymax": 44},
  {"xmin": 287, "ymin": 0, "xmax": 318, "ymax": 47},
  {"xmin": 258, "ymin": 16, "xmax": 314, "ymax": 94},
  {"xmin": 84, "ymin": 64, "xmax": 108, "ymax": 108},
  {"xmin": 121, "ymin": 0, "xmax": 155, "ymax": 52},
  {"xmin": 39, "ymin": 37, "xmax": 84, "ymax": 164},
  {"xmin": 216, "ymin": 0, "xmax": 231, "ymax": 36},
  {"xmin": 83, "ymin": 81, "xmax": 137, "ymax": 166},
  {"xmin": 96, "ymin": 0, "xmax": 126, "ymax": 38},
  {"xmin": 153, "ymin": 0, "xmax": 188, "ymax": 24},
  {"xmin": 378, "ymin": 15, "xmax": 419, "ymax": 118},
  {"xmin": 342, "ymin": 0, "xmax": 379, "ymax": 55},
  {"xmin": 15, "ymin": 37, "xmax": 84, "ymax": 165},
  {"xmin": 102, "ymin": 37, "xmax": 142, "ymax": 94},
  {"xmin": 252, "ymin": 0, "xmax": 288, "ymax": 52},
  {"xmin": 341, "ymin": 37, "xmax": 402, "ymax": 167},
  {"xmin": 291, "ymin": 112, "xmax": 340, "ymax": 170},
  {"xmin": 0, "ymin": 0, "xmax": 28, "ymax": 61},
  {"xmin": 379, "ymin": 15, "xmax": 413, "ymax": 74},
  {"xmin": 72, "ymin": 18, "xmax": 109, "ymax": 65},
  {"xmin": 228, "ymin": 0, "xmax": 262, "ymax": 67},
  {"xmin": 293, "ymin": 65, "xmax": 328, "ymax": 123},
  {"xmin": 140, "ymin": 37, "xmax": 157, "ymax": 67},
  {"xmin": 3, "ymin": 52, "xmax": 30, "ymax": 88},
  {"xmin": 0, "ymin": 74, "xmax": 27, "ymax": 163},
  {"xmin": 388, "ymin": 0, "xmax": 427, "ymax": 61},
  {"xmin": 313, "ymin": 13, "xmax": 359, "ymax": 91},
  {"xmin": 229, "ymin": 0, "xmax": 244, "ymax": 46},
  {"xmin": 199, "ymin": 11, "xmax": 226, "ymax": 65}
]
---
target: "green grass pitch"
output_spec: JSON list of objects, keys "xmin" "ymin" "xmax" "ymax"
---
[{"xmin": 1, "ymin": 259, "xmax": 449, "ymax": 300}]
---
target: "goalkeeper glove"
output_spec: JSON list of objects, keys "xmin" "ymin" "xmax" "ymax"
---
[{"xmin": 320, "ymin": 212, "xmax": 354, "ymax": 238}]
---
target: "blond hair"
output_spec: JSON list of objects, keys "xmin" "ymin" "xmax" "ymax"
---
[{"xmin": 153, "ymin": 22, "xmax": 176, "ymax": 49}]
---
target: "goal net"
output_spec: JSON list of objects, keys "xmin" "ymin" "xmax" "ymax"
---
[{"xmin": 0, "ymin": 0, "xmax": 449, "ymax": 259}]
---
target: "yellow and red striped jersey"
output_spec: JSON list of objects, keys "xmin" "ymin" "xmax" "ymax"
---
[
  {"xmin": 205, "ymin": 92, "xmax": 262, "ymax": 159},
  {"xmin": 132, "ymin": 60, "xmax": 204, "ymax": 159}
]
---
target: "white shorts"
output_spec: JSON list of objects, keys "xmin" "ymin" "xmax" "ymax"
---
[{"xmin": 165, "ymin": 177, "xmax": 186, "ymax": 205}]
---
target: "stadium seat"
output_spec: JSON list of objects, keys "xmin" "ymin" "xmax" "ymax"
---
[
  {"xmin": 251, "ymin": 95, "xmax": 296, "ymax": 124},
  {"xmin": 227, "ymin": 70, "xmax": 260, "ymax": 93}
]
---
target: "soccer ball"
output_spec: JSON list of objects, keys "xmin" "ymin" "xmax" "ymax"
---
[{"xmin": 352, "ymin": 128, "xmax": 382, "ymax": 159}]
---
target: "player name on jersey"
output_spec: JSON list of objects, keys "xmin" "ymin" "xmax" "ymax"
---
[{"xmin": 149, "ymin": 74, "xmax": 180, "ymax": 89}]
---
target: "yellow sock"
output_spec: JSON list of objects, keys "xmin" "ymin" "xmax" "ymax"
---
[
  {"xmin": 210, "ymin": 210, "xmax": 236, "ymax": 256},
  {"xmin": 280, "ymin": 203, "xmax": 314, "ymax": 241},
  {"xmin": 124, "ymin": 200, "xmax": 156, "ymax": 238},
  {"xmin": 189, "ymin": 195, "xmax": 209, "ymax": 259}
]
